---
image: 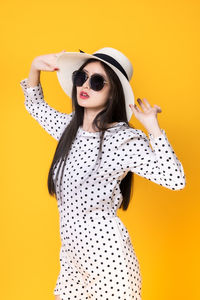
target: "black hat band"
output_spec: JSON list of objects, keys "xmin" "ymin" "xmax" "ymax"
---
[{"xmin": 79, "ymin": 49, "xmax": 129, "ymax": 81}]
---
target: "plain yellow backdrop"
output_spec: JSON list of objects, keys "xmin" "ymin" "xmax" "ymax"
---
[{"xmin": 1, "ymin": 0, "xmax": 199, "ymax": 299}]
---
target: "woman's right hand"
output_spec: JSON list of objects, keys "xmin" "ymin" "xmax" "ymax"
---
[{"xmin": 31, "ymin": 50, "xmax": 66, "ymax": 72}]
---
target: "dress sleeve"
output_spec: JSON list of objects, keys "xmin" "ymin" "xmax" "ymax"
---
[
  {"xmin": 20, "ymin": 78, "xmax": 74, "ymax": 141},
  {"xmin": 116, "ymin": 128, "xmax": 186, "ymax": 191}
]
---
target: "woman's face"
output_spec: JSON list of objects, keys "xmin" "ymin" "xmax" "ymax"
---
[{"xmin": 76, "ymin": 61, "xmax": 111, "ymax": 110}]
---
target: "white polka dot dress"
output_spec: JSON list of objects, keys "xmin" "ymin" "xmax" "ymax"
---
[{"xmin": 20, "ymin": 78, "xmax": 186, "ymax": 300}]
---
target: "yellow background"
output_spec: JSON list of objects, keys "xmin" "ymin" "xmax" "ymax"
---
[{"xmin": 1, "ymin": 0, "xmax": 199, "ymax": 299}]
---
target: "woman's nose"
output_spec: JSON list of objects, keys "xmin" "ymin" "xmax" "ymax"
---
[{"xmin": 82, "ymin": 77, "xmax": 90, "ymax": 89}]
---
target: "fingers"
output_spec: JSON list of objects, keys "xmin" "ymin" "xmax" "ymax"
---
[
  {"xmin": 153, "ymin": 104, "xmax": 162, "ymax": 113},
  {"xmin": 45, "ymin": 61, "xmax": 59, "ymax": 72},
  {"xmin": 133, "ymin": 104, "xmax": 141, "ymax": 112},
  {"xmin": 142, "ymin": 98, "xmax": 151, "ymax": 109},
  {"xmin": 129, "ymin": 99, "xmax": 162, "ymax": 114},
  {"xmin": 53, "ymin": 50, "xmax": 66, "ymax": 70},
  {"xmin": 53, "ymin": 50, "xmax": 66, "ymax": 60},
  {"xmin": 55, "ymin": 50, "xmax": 66, "ymax": 56},
  {"xmin": 129, "ymin": 103, "xmax": 141, "ymax": 113},
  {"xmin": 137, "ymin": 98, "xmax": 153, "ymax": 112},
  {"xmin": 137, "ymin": 98, "xmax": 162, "ymax": 113},
  {"xmin": 49, "ymin": 51, "xmax": 64, "ymax": 71},
  {"xmin": 137, "ymin": 98, "xmax": 147, "ymax": 111}
]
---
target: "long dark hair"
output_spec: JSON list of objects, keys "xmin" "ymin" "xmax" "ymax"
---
[{"xmin": 47, "ymin": 58, "xmax": 135, "ymax": 211}]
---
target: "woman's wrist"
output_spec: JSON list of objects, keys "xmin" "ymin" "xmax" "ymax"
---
[
  {"xmin": 142, "ymin": 117, "xmax": 163, "ymax": 138},
  {"xmin": 147, "ymin": 126, "xmax": 163, "ymax": 138},
  {"xmin": 27, "ymin": 65, "xmax": 41, "ymax": 88}
]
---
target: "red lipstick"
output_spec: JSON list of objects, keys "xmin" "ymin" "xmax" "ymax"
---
[{"xmin": 80, "ymin": 91, "xmax": 89, "ymax": 99}]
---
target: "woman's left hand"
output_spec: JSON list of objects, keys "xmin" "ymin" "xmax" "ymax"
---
[{"xmin": 129, "ymin": 98, "xmax": 162, "ymax": 135}]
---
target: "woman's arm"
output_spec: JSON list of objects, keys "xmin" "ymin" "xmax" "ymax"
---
[
  {"xmin": 20, "ymin": 77, "xmax": 73, "ymax": 141},
  {"xmin": 119, "ymin": 98, "xmax": 186, "ymax": 190},
  {"xmin": 20, "ymin": 51, "xmax": 74, "ymax": 141},
  {"xmin": 119, "ymin": 128, "xmax": 186, "ymax": 190}
]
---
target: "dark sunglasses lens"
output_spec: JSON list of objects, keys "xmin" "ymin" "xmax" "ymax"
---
[
  {"xmin": 91, "ymin": 74, "xmax": 105, "ymax": 91},
  {"xmin": 72, "ymin": 70, "xmax": 86, "ymax": 86}
]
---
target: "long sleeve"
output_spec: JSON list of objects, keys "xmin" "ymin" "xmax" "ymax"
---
[
  {"xmin": 20, "ymin": 78, "xmax": 74, "ymax": 141},
  {"xmin": 116, "ymin": 128, "xmax": 186, "ymax": 191}
]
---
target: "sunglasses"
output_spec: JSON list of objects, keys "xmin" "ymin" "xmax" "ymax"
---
[{"xmin": 72, "ymin": 70, "xmax": 109, "ymax": 91}]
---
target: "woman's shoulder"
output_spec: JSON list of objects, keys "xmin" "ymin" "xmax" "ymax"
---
[
  {"xmin": 105, "ymin": 122, "xmax": 146, "ymax": 147},
  {"xmin": 115, "ymin": 123, "xmax": 146, "ymax": 139}
]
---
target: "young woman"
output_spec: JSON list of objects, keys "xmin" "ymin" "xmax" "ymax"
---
[{"xmin": 20, "ymin": 47, "xmax": 186, "ymax": 300}]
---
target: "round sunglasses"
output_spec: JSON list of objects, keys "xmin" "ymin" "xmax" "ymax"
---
[{"xmin": 72, "ymin": 70, "xmax": 109, "ymax": 91}]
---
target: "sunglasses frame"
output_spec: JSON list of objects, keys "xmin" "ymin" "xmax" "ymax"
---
[{"xmin": 72, "ymin": 70, "xmax": 109, "ymax": 91}]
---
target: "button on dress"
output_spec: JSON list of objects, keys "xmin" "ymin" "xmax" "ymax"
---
[{"xmin": 20, "ymin": 78, "xmax": 186, "ymax": 300}]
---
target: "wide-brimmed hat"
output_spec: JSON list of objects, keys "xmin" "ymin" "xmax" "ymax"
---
[{"xmin": 55, "ymin": 47, "xmax": 134, "ymax": 121}]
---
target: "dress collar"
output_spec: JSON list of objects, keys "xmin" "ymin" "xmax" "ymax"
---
[{"xmin": 78, "ymin": 122, "xmax": 127, "ymax": 137}]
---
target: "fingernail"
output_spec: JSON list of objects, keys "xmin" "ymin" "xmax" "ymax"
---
[{"xmin": 54, "ymin": 68, "xmax": 59, "ymax": 70}]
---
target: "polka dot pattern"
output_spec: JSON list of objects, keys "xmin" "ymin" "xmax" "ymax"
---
[
  {"xmin": 20, "ymin": 78, "xmax": 73, "ymax": 141},
  {"xmin": 20, "ymin": 78, "xmax": 186, "ymax": 299}
]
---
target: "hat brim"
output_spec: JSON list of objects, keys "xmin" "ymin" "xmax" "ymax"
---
[{"xmin": 56, "ymin": 52, "xmax": 134, "ymax": 121}]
